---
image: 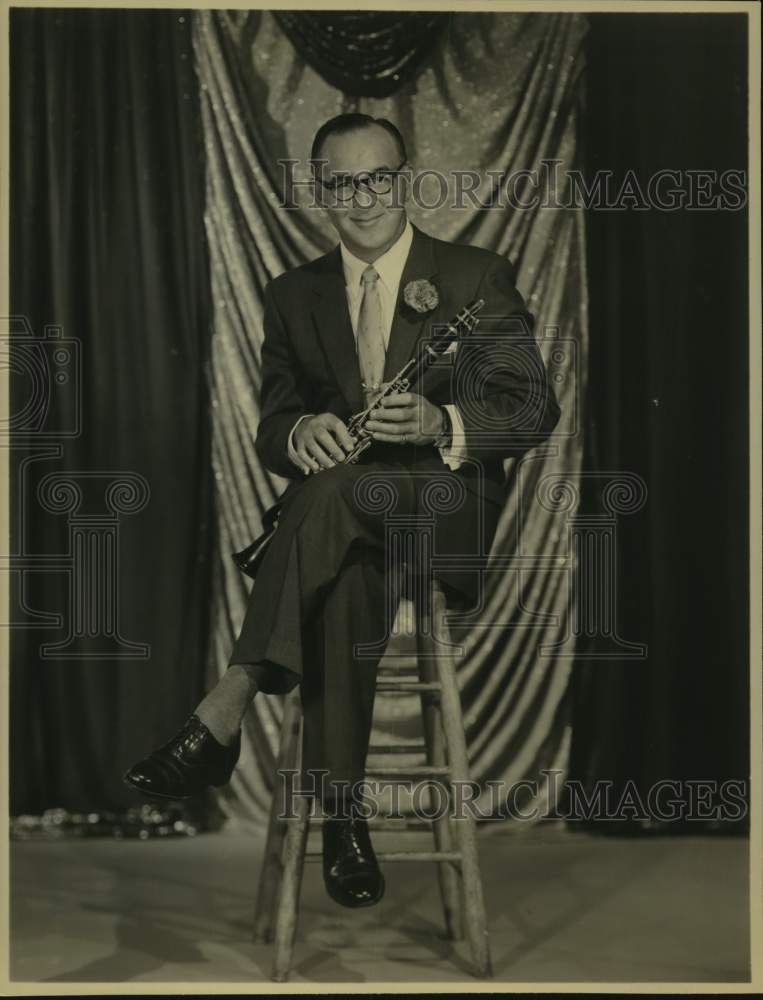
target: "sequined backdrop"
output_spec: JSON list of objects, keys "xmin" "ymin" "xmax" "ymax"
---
[{"xmin": 193, "ymin": 10, "xmax": 588, "ymax": 824}]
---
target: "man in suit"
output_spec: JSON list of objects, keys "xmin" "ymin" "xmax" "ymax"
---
[{"xmin": 124, "ymin": 113, "xmax": 561, "ymax": 908}]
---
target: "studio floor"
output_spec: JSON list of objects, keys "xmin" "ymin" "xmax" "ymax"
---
[{"xmin": 10, "ymin": 821, "xmax": 750, "ymax": 985}]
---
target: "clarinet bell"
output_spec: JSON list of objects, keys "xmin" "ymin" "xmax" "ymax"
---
[
  {"xmin": 231, "ymin": 501, "xmax": 282, "ymax": 579},
  {"xmin": 232, "ymin": 535, "xmax": 273, "ymax": 579}
]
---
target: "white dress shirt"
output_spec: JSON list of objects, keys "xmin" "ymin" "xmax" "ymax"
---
[{"xmin": 287, "ymin": 219, "xmax": 467, "ymax": 472}]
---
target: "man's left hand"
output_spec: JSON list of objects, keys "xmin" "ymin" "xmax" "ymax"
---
[{"xmin": 365, "ymin": 392, "xmax": 445, "ymax": 445}]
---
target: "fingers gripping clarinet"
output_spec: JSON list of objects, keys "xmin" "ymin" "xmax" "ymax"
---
[{"xmin": 293, "ymin": 298, "xmax": 484, "ymax": 475}]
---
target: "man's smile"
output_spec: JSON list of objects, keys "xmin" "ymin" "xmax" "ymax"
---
[{"xmin": 350, "ymin": 214, "xmax": 384, "ymax": 227}]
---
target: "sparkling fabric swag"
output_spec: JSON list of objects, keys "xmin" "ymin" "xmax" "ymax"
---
[{"xmin": 192, "ymin": 10, "xmax": 588, "ymax": 823}]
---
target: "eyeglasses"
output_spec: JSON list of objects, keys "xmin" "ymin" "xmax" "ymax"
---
[{"xmin": 316, "ymin": 160, "xmax": 408, "ymax": 203}]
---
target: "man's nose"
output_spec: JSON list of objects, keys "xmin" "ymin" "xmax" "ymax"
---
[{"xmin": 351, "ymin": 183, "xmax": 378, "ymax": 210}]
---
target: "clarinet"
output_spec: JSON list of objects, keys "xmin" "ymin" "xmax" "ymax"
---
[{"xmin": 232, "ymin": 298, "xmax": 485, "ymax": 579}]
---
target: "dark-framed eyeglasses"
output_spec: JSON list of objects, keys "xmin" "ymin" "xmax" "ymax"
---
[{"xmin": 316, "ymin": 160, "xmax": 408, "ymax": 203}]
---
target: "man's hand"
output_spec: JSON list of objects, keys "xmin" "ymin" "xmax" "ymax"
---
[
  {"xmin": 293, "ymin": 413, "xmax": 356, "ymax": 472},
  {"xmin": 365, "ymin": 392, "xmax": 446, "ymax": 445}
]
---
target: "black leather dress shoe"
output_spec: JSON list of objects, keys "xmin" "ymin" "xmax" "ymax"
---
[
  {"xmin": 322, "ymin": 813, "xmax": 385, "ymax": 908},
  {"xmin": 122, "ymin": 714, "xmax": 241, "ymax": 801}
]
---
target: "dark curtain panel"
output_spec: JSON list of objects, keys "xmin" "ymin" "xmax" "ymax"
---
[
  {"xmin": 10, "ymin": 10, "xmax": 214, "ymax": 814},
  {"xmin": 570, "ymin": 14, "xmax": 749, "ymax": 829}
]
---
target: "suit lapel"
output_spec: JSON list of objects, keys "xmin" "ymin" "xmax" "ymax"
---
[
  {"xmin": 383, "ymin": 224, "xmax": 440, "ymax": 381},
  {"xmin": 310, "ymin": 224, "xmax": 440, "ymax": 411},
  {"xmin": 311, "ymin": 247, "xmax": 365, "ymax": 414}
]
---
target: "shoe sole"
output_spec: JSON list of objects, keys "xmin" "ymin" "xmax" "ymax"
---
[
  {"xmin": 121, "ymin": 764, "xmax": 236, "ymax": 800},
  {"xmin": 121, "ymin": 771, "xmax": 196, "ymax": 801}
]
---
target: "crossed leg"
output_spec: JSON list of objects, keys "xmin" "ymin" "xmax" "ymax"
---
[{"xmin": 196, "ymin": 460, "xmax": 417, "ymax": 786}]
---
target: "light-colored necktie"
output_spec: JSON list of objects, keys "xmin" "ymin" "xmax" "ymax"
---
[{"xmin": 357, "ymin": 265, "xmax": 386, "ymax": 407}]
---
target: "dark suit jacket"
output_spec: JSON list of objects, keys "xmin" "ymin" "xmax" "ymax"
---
[{"xmin": 254, "ymin": 222, "xmax": 561, "ymax": 600}]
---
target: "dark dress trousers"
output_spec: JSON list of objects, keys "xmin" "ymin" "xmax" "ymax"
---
[{"xmin": 228, "ymin": 223, "xmax": 561, "ymax": 800}]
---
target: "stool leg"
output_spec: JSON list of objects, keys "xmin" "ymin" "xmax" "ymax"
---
[
  {"xmin": 253, "ymin": 688, "xmax": 301, "ymax": 944},
  {"xmin": 417, "ymin": 632, "xmax": 463, "ymax": 941},
  {"xmin": 429, "ymin": 585, "xmax": 493, "ymax": 979},
  {"xmin": 271, "ymin": 792, "xmax": 311, "ymax": 982}
]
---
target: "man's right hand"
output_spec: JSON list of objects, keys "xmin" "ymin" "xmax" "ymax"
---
[{"xmin": 293, "ymin": 413, "xmax": 356, "ymax": 473}]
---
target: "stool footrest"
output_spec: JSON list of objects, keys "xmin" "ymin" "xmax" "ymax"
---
[
  {"xmin": 364, "ymin": 765, "xmax": 450, "ymax": 777},
  {"xmin": 305, "ymin": 851, "xmax": 461, "ymax": 863},
  {"xmin": 367, "ymin": 743, "xmax": 428, "ymax": 754},
  {"xmin": 376, "ymin": 681, "xmax": 441, "ymax": 692},
  {"xmin": 307, "ymin": 818, "xmax": 433, "ymax": 830}
]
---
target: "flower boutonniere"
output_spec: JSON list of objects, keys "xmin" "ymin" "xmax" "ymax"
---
[{"xmin": 403, "ymin": 279, "xmax": 439, "ymax": 314}]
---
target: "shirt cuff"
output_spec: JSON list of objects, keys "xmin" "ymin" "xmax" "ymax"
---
[
  {"xmin": 437, "ymin": 404, "xmax": 467, "ymax": 471},
  {"xmin": 287, "ymin": 414, "xmax": 314, "ymax": 470}
]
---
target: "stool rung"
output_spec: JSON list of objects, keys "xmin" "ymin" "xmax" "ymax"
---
[
  {"xmin": 378, "ymin": 851, "xmax": 461, "ymax": 863},
  {"xmin": 305, "ymin": 850, "xmax": 461, "ymax": 863},
  {"xmin": 367, "ymin": 743, "xmax": 427, "ymax": 755},
  {"xmin": 376, "ymin": 681, "xmax": 441, "ymax": 692},
  {"xmin": 367, "ymin": 820, "xmax": 433, "ymax": 831},
  {"xmin": 364, "ymin": 765, "xmax": 450, "ymax": 778},
  {"xmin": 308, "ymin": 818, "xmax": 433, "ymax": 830}
]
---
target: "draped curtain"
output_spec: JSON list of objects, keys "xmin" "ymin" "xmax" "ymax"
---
[
  {"xmin": 9, "ymin": 9, "xmax": 747, "ymax": 831},
  {"xmin": 569, "ymin": 14, "xmax": 749, "ymax": 830},
  {"xmin": 194, "ymin": 10, "xmax": 588, "ymax": 823},
  {"xmin": 9, "ymin": 9, "xmax": 214, "ymax": 816},
  {"xmin": 272, "ymin": 11, "xmax": 450, "ymax": 97}
]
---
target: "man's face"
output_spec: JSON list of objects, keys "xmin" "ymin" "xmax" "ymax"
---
[{"xmin": 315, "ymin": 125, "xmax": 408, "ymax": 262}]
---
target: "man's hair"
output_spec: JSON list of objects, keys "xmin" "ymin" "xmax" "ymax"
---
[{"xmin": 310, "ymin": 113, "xmax": 408, "ymax": 168}]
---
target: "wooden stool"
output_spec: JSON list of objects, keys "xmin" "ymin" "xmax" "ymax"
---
[{"xmin": 251, "ymin": 578, "xmax": 493, "ymax": 982}]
